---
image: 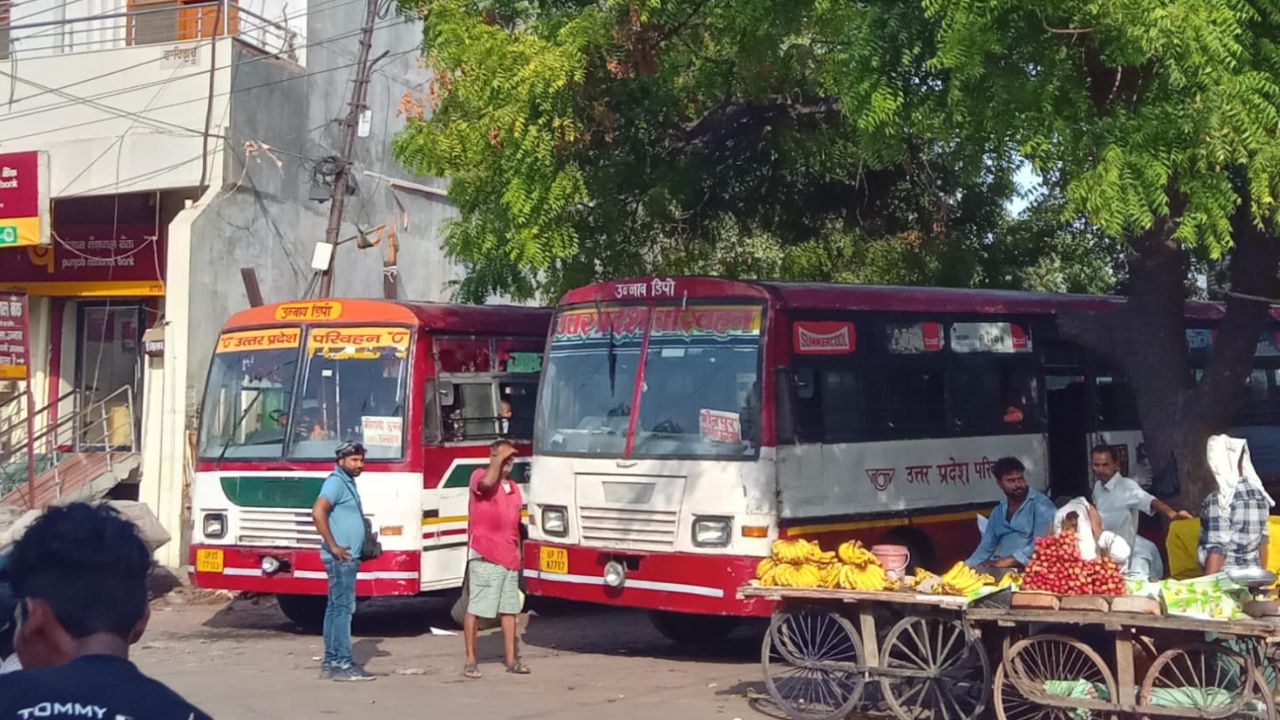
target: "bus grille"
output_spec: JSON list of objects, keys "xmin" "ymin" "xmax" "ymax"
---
[
  {"xmin": 578, "ymin": 507, "xmax": 678, "ymax": 550},
  {"xmin": 236, "ymin": 508, "xmax": 323, "ymax": 547}
]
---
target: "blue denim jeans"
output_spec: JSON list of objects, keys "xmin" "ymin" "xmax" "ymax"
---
[{"xmin": 322, "ymin": 557, "xmax": 359, "ymax": 668}]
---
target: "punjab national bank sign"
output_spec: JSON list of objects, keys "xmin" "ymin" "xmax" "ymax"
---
[{"xmin": 0, "ymin": 151, "xmax": 51, "ymax": 248}]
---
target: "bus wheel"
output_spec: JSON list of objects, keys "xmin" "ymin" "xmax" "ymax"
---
[
  {"xmin": 276, "ymin": 594, "xmax": 327, "ymax": 631},
  {"xmin": 648, "ymin": 611, "xmax": 739, "ymax": 644}
]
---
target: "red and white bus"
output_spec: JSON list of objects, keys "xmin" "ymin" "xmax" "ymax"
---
[
  {"xmin": 188, "ymin": 298, "xmax": 551, "ymax": 627},
  {"xmin": 522, "ymin": 277, "xmax": 1280, "ymax": 641}
]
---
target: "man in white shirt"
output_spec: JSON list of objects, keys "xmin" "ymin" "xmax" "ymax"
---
[{"xmin": 1091, "ymin": 445, "xmax": 1192, "ymax": 578}]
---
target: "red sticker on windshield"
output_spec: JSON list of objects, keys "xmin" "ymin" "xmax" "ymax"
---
[{"xmin": 793, "ymin": 321, "xmax": 855, "ymax": 355}]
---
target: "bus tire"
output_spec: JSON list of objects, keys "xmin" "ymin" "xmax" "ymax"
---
[
  {"xmin": 648, "ymin": 611, "xmax": 739, "ymax": 644},
  {"xmin": 276, "ymin": 594, "xmax": 327, "ymax": 631}
]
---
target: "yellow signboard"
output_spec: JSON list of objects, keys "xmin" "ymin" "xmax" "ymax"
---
[
  {"xmin": 215, "ymin": 328, "xmax": 303, "ymax": 353},
  {"xmin": 306, "ymin": 326, "xmax": 412, "ymax": 356}
]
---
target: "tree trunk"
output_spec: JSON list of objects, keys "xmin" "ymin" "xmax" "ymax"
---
[{"xmin": 1060, "ymin": 189, "xmax": 1279, "ymax": 510}]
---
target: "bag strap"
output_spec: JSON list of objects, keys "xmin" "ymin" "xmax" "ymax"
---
[{"xmin": 339, "ymin": 470, "xmax": 367, "ymax": 520}]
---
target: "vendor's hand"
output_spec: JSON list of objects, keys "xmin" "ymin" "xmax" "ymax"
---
[
  {"xmin": 992, "ymin": 557, "xmax": 1020, "ymax": 568},
  {"xmin": 332, "ymin": 546, "xmax": 352, "ymax": 563},
  {"xmin": 496, "ymin": 444, "xmax": 519, "ymax": 464},
  {"xmin": 1171, "ymin": 510, "xmax": 1194, "ymax": 521}
]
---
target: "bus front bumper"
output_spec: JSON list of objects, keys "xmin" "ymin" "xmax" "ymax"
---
[
  {"xmin": 187, "ymin": 544, "xmax": 420, "ymax": 597},
  {"xmin": 522, "ymin": 541, "xmax": 772, "ymax": 616}
]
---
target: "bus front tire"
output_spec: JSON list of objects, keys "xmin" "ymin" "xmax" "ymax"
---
[
  {"xmin": 648, "ymin": 611, "xmax": 739, "ymax": 644},
  {"xmin": 276, "ymin": 594, "xmax": 327, "ymax": 631}
]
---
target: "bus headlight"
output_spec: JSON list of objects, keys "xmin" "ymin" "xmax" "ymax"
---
[
  {"xmin": 541, "ymin": 506, "xmax": 568, "ymax": 537},
  {"xmin": 261, "ymin": 556, "xmax": 281, "ymax": 575},
  {"xmin": 203, "ymin": 513, "xmax": 227, "ymax": 539},
  {"xmin": 692, "ymin": 517, "xmax": 732, "ymax": 547}
]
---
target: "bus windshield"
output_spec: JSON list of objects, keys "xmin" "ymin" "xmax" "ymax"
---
[
  {"xmin": 536, "ymin": 302, "xmax": 763, "ymax": 459},
  {"xmin": 288, "ymin": 326, "xmax": 411, "ymax": 460},
  {"xmin": 198, "ymin": 328, "xmax": 303, "ymax": 459}
]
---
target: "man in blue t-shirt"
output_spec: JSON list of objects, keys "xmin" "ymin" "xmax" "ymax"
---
[
  {"xmin": 966, "ymin": 456, "xmax": 1056, "ymax": 573},
  {"xmin": 311, "ymin": 441, "xmax": 374, "ymax": 681},
  {"xmin": 0, "ymin": 503, "xmax": 211, "ymax": 719}
]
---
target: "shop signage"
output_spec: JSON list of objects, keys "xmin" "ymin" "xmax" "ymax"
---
[
  {"xmin": 0, "ymin": 292, "xmax": 30, "ymax": 380},
  {"xmin": 0, "ymin": 151, "xmax": 51, "ymax": 248},
  {"xmin": 0, "ymin": 225, "xmax": 164, "ymax": 296}
]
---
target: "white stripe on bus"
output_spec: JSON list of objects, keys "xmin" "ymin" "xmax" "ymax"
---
[
  {"xmin": 209, "ymin": 567, "xmax": 419, "ymax": 581},
  {"xmin": 521, "ymin": 569, "xmax": 725, "ymax": 598}
]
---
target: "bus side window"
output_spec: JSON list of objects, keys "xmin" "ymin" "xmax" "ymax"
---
[
  {"xmin": 951, "ymin": 364, "xmax": 1040, "ymax": 434},
  {"xmin": 1096, "ymin": 374, "xmax": 1139, "ymax": 429},
  {"xmin": 500, "ymin": 381, "xmax": 538, "ymax": 439},
  {"xmin": 441, "ymin": 381, "xmax": 499, "ymax": 441},
  {"xmin": 872, "ymin": 366, "xmax": 946, "ymax": 437}
]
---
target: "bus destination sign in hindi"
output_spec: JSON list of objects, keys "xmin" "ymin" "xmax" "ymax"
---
[
  {"xmin": 215, "ymin": 328, "xmax": 302, "ymax": 353},
  {"xmin": 0, "ymin": 292, "xmax": 30, "ymax": 379},
  {"xmin": 0, "ymin": 151, "xmax": 50, "ymax": 248}
]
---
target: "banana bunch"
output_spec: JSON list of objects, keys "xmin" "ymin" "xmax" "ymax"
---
[
  {"xmin": 761, "ymin": 562, "xmax": 823, "ymax": 588},
  {"xmin": 824, "ymin": 561, "xmax": 885, "ymax": 589},
  {"xmin": 996, "ymin": 571, "xmax": 1021, "ymax": 589},
  {"xmin": 937, "ymin": 562, "xmax": 994, "ymax": 596},
  {"xmin": 837, "ymin": 540, "xmax": 877, "ymax": 567},
  {"xmin": 771, "ymin": 539, "xmax": 836, "ymax": 565}
]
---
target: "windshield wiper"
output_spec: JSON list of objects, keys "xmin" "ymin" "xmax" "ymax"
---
[{"xmin": 213, "ymin": 390, "xmax": 264, "ymax": 469}]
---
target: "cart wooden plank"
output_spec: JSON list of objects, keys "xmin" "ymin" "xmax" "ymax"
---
[
  {"xmin": 738, "ymin": 585, "xmax": 968, "ymax": 608},
  {"xmin": 966, "ymin": 606, "xmax": 1280, "ymax": 638}
]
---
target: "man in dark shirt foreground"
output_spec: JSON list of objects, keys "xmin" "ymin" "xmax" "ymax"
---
[{"xmin": 0, "ymin": 503, "xmax": 212, "ymax": 719}]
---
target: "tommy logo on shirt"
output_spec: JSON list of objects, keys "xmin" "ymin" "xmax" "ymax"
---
[{"xmin": 15, "ymin": 703, "xmax": 110, "ymax": 719}]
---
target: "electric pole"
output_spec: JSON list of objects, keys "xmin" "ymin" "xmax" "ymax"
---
[{"xmin": 317, "ymin": 0, "xmax": 385, "ymax": 298}]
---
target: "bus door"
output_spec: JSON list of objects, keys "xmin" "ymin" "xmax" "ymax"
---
[{"xmin": 1042, "ymin": 339, "xmax": 1092, "ymax": 499}]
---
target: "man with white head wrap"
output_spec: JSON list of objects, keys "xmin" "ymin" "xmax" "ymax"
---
[
  {"xmin": 1052, "ymin": 497, "xmax": 1132, "ymax": 570},
  {"xmin": 1199, "ymin": 435, "xmax": 1274, "ymax": 574}
]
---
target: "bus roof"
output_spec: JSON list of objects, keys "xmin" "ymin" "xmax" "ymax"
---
[
  {"xmin": 222, "ymin": 298, "xmax": 552, "ymax": 334},
  {"xmin": 560, "ymin": 276, "xmax": 1277, "ymax": 321}
]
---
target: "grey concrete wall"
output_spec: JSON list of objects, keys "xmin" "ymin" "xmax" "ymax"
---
[{"xmin": 184, "ymin": 16, "xmax": 463, "ymax": 407}]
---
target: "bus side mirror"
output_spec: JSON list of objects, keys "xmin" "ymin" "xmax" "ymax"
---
[
  {"xmin": 794, "ymin": 368, "xmax": 816, "ymax": 400},
  {"xmin": 438, "ymin": 381, "xmax": 455, "ymax": 406}
]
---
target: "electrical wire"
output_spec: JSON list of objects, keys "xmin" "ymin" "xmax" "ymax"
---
[
  {"xmin": 0, "ymin": 45, "xmax": 420, "ymax": 147},
  {"xmin": 0, "ymin": 0, "xmax": 402, "ymax": 119}
]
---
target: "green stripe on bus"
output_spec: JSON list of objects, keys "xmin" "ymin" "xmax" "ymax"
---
[
  {"xmin": 440, "ymin": 461, "xmax": 530, "ymax": 488},
  {"xmin": 220, "ymin": 476, "xmax": 325, "ymax": 508}
]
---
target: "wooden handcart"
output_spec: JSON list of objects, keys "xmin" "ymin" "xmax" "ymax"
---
[
  {"xmin": 739, "ymin": 585, "xmax": 991, "ymax": 720},
  {"xmin": 966, "ymin": 606, "xmax": 1280, "ymax": 719}
]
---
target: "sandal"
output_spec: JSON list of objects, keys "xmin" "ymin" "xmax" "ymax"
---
[
  {"xmin": 504, "ymin": 660, "xmax": 531, "ymax": 675},
  {"xmin": 463, "ymin": 663, "xmax": 481, "ymax": 679}
]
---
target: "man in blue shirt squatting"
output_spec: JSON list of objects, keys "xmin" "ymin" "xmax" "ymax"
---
[
  {"xmin": 966, "ymin": 456, "xmax": 1056, "ymax": 576},
  {"xmin": 312, "ymin": 441, "xmax": 375, "ymax": 682}
]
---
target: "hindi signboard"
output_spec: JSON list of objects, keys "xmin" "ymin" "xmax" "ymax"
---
[
  {"xmin": 0, "ymin": 151, "xmax": 50, "ymax": 248},
  {"xmin": 0, "ymin": 292, "xmax": 31, "ymax": 380}
]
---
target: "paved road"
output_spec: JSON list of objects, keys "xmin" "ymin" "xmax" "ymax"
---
[{"xmin": 135, "ymin": 590, "xmax": 778, "ymax": 720}]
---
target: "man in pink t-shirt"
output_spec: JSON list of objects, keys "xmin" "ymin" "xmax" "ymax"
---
[{"xmin": 463, "ymin": 440, "xmax": 529, "ymax": 678}]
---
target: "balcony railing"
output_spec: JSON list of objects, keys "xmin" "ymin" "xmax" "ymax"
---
[{"xmin": 0, "ymin": 0, "xmax": 301, "ymax": 61}]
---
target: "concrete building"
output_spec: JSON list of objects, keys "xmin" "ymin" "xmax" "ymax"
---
[{"xmin": 0, "ymin": 0, "xmax": 459, "ymax": 566}]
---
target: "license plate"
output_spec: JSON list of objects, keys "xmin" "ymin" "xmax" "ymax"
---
[
  {"xmin": 539, "ymin": 547, "xmax": 568, "ymax": 574},
  {"xmin": 196, "ymin": 548, "xmax": 224, "ymax": 573}
]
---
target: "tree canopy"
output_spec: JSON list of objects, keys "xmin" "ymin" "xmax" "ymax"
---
[{"xmin": 393, "ymin": 0, "xmax": 1105, "ymax": 302}]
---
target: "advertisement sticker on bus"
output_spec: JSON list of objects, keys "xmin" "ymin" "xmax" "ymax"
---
[
  {"xmin": 884, "ymin": 321, "xmax": 943, "ymax": 354},
  {"xmin": 699, "ymin": 409, "xmax": 742, "ymax": 443},
  {"xmin": 949, "ymin": 322, "xmax": 1032, "ymax": 353},
  {"xmin": 215, "ymin": 328, "xmax": 302, "ymax": 353},
  {"xmin": 793, "ymin": 321, "xmax": 855, "ymax": 355},
  {"xmin": 361, "ymin": 416, "xmax": 404, "ymax": 446},
  {"xmin": 650, "ymin": 305, "xmax": 762, "ymax": 338}
]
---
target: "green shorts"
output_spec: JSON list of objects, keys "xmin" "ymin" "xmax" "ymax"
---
[{"xmin": 467, "ymin": 558, "xmax": 521, "ymax": 619}]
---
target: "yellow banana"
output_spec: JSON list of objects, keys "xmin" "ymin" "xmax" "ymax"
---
[{"xmin": 756, "ymin": 557, "xmax": 777, "ymax": 578}]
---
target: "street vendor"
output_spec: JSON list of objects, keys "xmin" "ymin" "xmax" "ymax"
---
[
  {"xmin": 1199, "ymin": 434, "xmax": 1274, "ymax": 574},
  {"xmin": 966, "ymin": 457, "xmax": 1056, "ymax": 573},
  {"xmin": 1090, "ymin": 445, "xmax": 1192, "ymax": 579}
]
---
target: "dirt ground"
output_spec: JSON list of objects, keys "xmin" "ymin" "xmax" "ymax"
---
[{"xmin": 134, "ymin": 590, "xmax": 776, "ymax": 720}]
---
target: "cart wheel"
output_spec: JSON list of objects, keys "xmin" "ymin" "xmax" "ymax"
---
[
  {"xmin": 1139, "ymin": 642, "xmax": 1276, "ymax": 720},
  {"xmin": 877, "ymin": 616, "xmax": 989, "ymax": 720},
  {"xmin": 761, "ymin": 609, "xmax": 866, "ymax": 720},
  {"xmin": 992, "ymin": 634, "xmax": 1117, "ymax": 720}
]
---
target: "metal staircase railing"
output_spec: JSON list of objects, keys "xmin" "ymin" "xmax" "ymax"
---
[{"xmin": 0, "ymin": 387, "xmax": 139, "ymax": 510}]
